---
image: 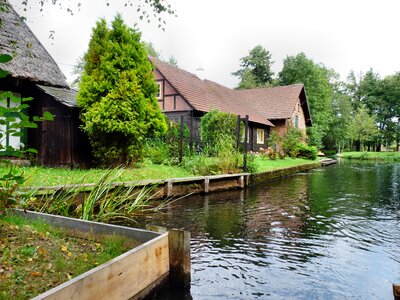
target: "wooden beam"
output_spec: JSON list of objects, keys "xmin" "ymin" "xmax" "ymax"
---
[{"xmin": 168, "ymin": 229, "xmax": 191, "ymax": 288}]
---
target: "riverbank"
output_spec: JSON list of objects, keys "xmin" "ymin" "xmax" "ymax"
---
[
  {"xmin": 252, "ymin": 160, "xmax": 322, "ymax": 184},
  {"xmin": 1, "ymin": 157, "xmax": 320, "ymax": 187},
  {"xmin": 15, "ymin": 158, "xmax": 326, "ymax": 201},
  {"xmin": 337, "ymin": 151, "xmax": 400, "ymax": 161}
]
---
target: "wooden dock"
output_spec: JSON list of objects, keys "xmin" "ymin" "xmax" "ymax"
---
[
  {"xmin": 320, "ymin": 159, "xmax": 337, "ymax": 166},
  {"xmin": 23, "ymin": 173, "xmax": 251, "ymax": 199}
]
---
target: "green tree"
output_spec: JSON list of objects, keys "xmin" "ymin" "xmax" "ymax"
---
[
  {"xmin": 278, "ymin": 52, "xmax": 333, "ymax": 148},
  {"xmin": 167, "ymin": 55, "xmax": 178, "ymax": 67},
  {"xmin": 347, "ymin": 105, "xmax": 378, "ymax": 151},
  {"xmin": 143, "ymin": 41, "xmax": 178, "ymax": 67},
  {"xmin": 345, "ymin": 70, "xmax": 363, "ymax": 110},
  {"xmin": 324, "ymin": 91, "xmax": 353, "ymax": 153},
  {"xmin": 232, "ymin": 45, "xmax": 274, "ymax": 89},
  {"xmin": 200, "ymin": 110, "xmax": 238, "ymax": 154},
  {"xmin": 143, "ymin": 41, "xmax": 160, "ymax": 58},
  {"xmin": 78, "ymin": 15, "xmax": 167, "ymax": 166}
]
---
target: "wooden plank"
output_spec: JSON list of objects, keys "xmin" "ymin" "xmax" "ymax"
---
[
  {"xmin": 202, "ymin": 177, "xmax": 210, "ymax": 193},
  {"xmin": 33, "ymin": 233, "xmax": 169, "ymax": 300},
  {"xmin": 14, "ymin": 210, "xmax": 160, "ymax": 243},
  {"xmin": 168, "ymin": 229, "xmax": 191, "ymax": 288}
]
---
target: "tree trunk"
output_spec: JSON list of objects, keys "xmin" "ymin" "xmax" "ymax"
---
[{"xmin": 355, "ymin": 140, "xmax": 361, "ymax": 152}]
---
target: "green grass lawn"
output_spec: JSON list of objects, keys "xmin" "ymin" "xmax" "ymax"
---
[
  {"xmin": 255, "ymin": 156, "xmax": 318, "ymax": 173},
  {"xmin": 338, "ymin": 151, "xmax": 400, "ymax": 161},
  {"xmin": 0, "ymin": 160, "xmax": 192, "ymax": 187},
  {"xmin": 0, "ymin": 157, "xmax": 319, "ymax": 187}
]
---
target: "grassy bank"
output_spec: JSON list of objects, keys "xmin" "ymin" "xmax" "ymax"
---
[
  {"xmin": 338, "ymin": 151, "xmax": 400, "ymax": 161},
  {"xmin": 0, "ymin": 160, "xmax": 192, "ymax": 187},
  {"xmin": 0, "ymin": 214, "xmax": 129, "ymax": 299},
  {"xmin": 255, "ymin": 157, "xmax": 318, "ymax": 172},
  {"xmin": 0, "ymin": 157, "xmax": 319, "ymax": 188}
]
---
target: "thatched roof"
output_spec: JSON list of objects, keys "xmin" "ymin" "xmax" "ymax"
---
[{"xmin": 0, "ymin": 1, "xmax": 68, "ymax": 87}]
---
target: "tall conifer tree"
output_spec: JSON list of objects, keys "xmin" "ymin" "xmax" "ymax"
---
[{"xmin": 78, "ymin": 15, "xmax": 167, "ymax": 166}]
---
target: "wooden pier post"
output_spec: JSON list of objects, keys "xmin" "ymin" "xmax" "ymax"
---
[
  {"xmin": 146, "ymin": 226, "xmax": 191, "ymax": 288},
  {"xmin": 168, "ymin": 229, "xmax": 191, "ymax": 288},
  {"xmin": 394, "ymin": 284, "xmax": 400, "ymax": 300},
  {"xmin": 164, "ymin": 179, "xmax": 173, "ymax": 198},
  {"xmin": 202, "ymin": 177, "xmax": 210, "ymax": 193}
]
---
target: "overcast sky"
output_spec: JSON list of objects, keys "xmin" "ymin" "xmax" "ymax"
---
[{"xmin": 10, "ymin": 0, "xmax": 400, "ymax": 88}]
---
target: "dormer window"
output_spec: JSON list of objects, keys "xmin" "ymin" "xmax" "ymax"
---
[{"xmin": 156, "ymin": 81, "xmax": 163, "ymax": 100}]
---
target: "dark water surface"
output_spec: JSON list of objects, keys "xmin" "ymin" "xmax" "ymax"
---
[{"xmin": 135, "ymin": 161, "xmax": 400, "ymax": 299}]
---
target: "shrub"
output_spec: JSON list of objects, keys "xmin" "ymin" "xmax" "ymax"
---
[
  {"xmin": 181, "ymin": 155, "xmax": 220, "ymax": 176},
  {"xmin": 200, "ymin": 110, "xmax": 239, "ymax": 155},
  {"xmin": 267, "ymin": 131, "xmax": 283, "ymax": 151},
  {"xmin": 245, "ymin": 153, "xmax": 259, "ymax": 173},
  {"xmin": 294, "ymin": 143, "xmax": 318, "ymax": 160},
  {"xmin": 282, "ymin": 127, "xmax": 303, "ymax": 155},
  {"xmin": 143, "ymin": 139, "xmax": 169, "ymax": 164}
]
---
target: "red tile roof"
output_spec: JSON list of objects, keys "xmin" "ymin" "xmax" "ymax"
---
[
  {"xmin": 237, "ymin": 84, "xmax": 305, "ymax": 120},
  {"xmin": 151, "ymin": 57, "xmax": 309, "ymax": 127}
]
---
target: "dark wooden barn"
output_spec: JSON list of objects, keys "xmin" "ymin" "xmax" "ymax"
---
[{"xmin": 0, "ymin": 2, "xmax": 91, "ymax": 167}]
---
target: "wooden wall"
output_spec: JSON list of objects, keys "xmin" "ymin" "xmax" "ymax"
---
[{"xmin": 0, "ymin": 79, "xmax": 91, "ymax": 168}]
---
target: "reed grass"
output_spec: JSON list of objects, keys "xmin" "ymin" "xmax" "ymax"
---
[{"xmin": 21, "ymin": 168, "xmax": 169, "ymax": 223}]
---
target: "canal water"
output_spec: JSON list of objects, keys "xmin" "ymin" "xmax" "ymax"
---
[{"xmin": 136, "ymin": 161, "xmax": 400, "ymax": 299}]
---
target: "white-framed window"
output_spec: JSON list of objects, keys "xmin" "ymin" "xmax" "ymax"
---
[
  {"xmin": 0, "ymin": 91, "xmax": 22, "ymax": 150},
  {"xmin": 156, "ymin": 81, "xmax": 163, "ymax": 100},
  {"xmin": 256, "ymin": 128, "xmax": 264, "ymax": 144}
]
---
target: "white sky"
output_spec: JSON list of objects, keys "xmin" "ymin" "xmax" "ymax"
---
[{"xmin": 10, "ymin": 0, "xmax": 400, "ymax": 88}]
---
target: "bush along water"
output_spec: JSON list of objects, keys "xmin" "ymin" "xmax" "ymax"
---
[{"xmin": 268, "ymin": 126, "xmax": 317, "ymax": 160}]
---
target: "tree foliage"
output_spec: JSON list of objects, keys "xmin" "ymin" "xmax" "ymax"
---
[
  {"xmin": 200, "ymin": 110, "xmax": 238, "ymax": 154},
  {"xmin": 5, "ymin": 0, "xmax": 176, "ymax": 30},
  {"xmin": 232, "ymin": 45, "xmax": 274, "ymax": 89},
  {"xmin": 278, "ymin": 52, "xmax": 333, "ymax": 148},
  {"xmin": 347, "ymin": 105, "xmax": 378, "ymax": 150},
  {"xmin": 78, "ymin": 15, "xmax": 167, "ymax": 166}
]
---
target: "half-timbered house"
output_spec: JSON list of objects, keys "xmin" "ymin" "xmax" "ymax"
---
[{"xmin": 151, "ymin": 57, "xmax": 312, "ymax": 152}]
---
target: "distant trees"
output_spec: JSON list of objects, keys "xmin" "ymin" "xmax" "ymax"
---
[
  {"xmin": 78, "ymin": 15, "xmax": 167, "ymax": 166},
  {"xmin": 143, "ymin": 41, "xmax": 178, "ymax": 67},
  {"xmin": 347, "ymin": 105, "xmax": 379, "ymax": 151},
  {"xmin": 232, "ymin": 47, "xmax": 400, "ymax": 152},
  {"xmin": 232, "ymin": 45, "xmax": 274, "ymax": 89}
]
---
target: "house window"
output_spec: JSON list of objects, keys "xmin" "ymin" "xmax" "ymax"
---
[
  {"xmin": 256, "ymin": 128, "xmax": 264, "ymax": 144},
  {"xmin": 295, "ymin": 115, "xmax": 299, "ymax": 128},
  {"xmin": 156, "ymin": 81, "xmax": 163, "ymax": 100},
  {"xmin": 241, "ymin": 130, "xmax": 250, "ymax": 143},
  {"xmin": 0, "ymin": 91, "xmax": 22, "ymax": 151}
]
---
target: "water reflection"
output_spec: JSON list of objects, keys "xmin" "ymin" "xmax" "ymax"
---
[{"xmin": 137, "ymin": 161, "xmax": 400, "ymax": 299}]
